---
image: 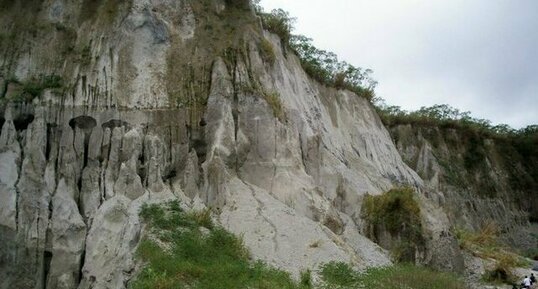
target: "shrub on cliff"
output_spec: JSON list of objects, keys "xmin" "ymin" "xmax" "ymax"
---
[
  {"xmin": 225, "ymin": 0, "xmax": 251, "ymax": 10},
  {"xmin": 361, "ymin": 187, "xmax": 424, "ymax": 262}
]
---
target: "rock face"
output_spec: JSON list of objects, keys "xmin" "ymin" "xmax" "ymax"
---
[
  {"xmin": 388, "ymin": 124, "xmax": 537, "ymax": 250},
  {"xmin": 0, "ymin": 1, "xmax": 534, "ymax": 289}
]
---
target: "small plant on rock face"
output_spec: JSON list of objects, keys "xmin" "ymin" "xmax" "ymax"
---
[
  {"xmin": 361, "ymin": 187, "xmax": 424, "ymax": 262},
  {"xmin": 263, "ymin": 90, "xmax": 284, "ymax": 121},
  {"xmin": 309, "ymin": 240, "xmax": 322, "ymax": 248},
  {"xmin": 259, "ymin": 38, "xmax": 276, "ymax": 64}
]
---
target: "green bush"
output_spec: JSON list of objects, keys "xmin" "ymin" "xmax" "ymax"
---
[
  {"xmin": 225, "ymin": 0, "xmax": 251, "ymax": 10},
  {"xmin": 319, "ymin": 261, "xmax": 358, "ymax": 287},
  {"xmin": 361, "ymin": 187, "xmax": 424, "ymax": 262},
  {"xmin": 299, "ymin": 269, "xmax": 312, "ymax": 288},
  {"xmin": 259, "ymin": 38, "xmax": 276, "ymax": 64},
  {"xmin": 259, "ymin": 8, "xmax": 294, "ymax": 45}
]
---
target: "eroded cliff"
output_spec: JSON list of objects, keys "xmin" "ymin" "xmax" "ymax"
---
[
  {"xmin": 388, "ymin": 123, "xmax": 537, "ymax": 250},
  {"xmin": 0, "ymin": 1, "xmax": 532, "ymax": 289}
]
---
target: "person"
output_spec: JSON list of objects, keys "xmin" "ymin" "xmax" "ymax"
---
[
  {"xmin": 523, "ymin": 275, "xmax": 531, "ymax": 288},
  {"xmin": 531, "ymin": 273, "xmax": 536, "ymax": 285}
]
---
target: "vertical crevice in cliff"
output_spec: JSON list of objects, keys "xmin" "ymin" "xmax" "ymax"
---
[
  {"xmin": 78, "ymin": 246, "xmax": 86, "ymax": 287},
  {"xmin": 270, "ymin": 119, "xmax": 278, "ymax": 195},
  {"xmin": 42, "ymin": 250, "xmax": 52, "ymax": 289},
  {"xmin": 298, "ymin": 133, "xmax": 308, "ymax": 174}
]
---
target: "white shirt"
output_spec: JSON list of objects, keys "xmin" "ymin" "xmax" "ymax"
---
[{"xmin": 524, "ymin": 277, "xmax": 531, "ymax": 286}]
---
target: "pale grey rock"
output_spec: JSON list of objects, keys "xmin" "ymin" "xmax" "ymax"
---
[
  {"xmin": 114, "ymin": 159, "xmax": 145, "ymax": 201},
  {"xmin": 220, "ymin": 177, "xmax": 366, "ymax": 278},
  {"xmin": 120, "ymin": 129, "xmax": 142, "ymax": 163},
  {"xmin": 0, "ymin": 120, "xmax": 20, "ymax": 230},
  {"xmin": 14, "ymin": 113, "xmax": 51, "ymax": 289},
  {"xmin": 147, "ymin": 157, "xmax": 166, "ymax": 193},
  {"xmin": 88, "ymin": 127, "xmax": 103, "ymax": 162},
  {"xmin": 0, "ymin": 159, "xmax": 19, "ymax": 230},
  {"xmin": 57, "ymin": 128, "xmax": 80, "ymax": 199},
  {"xmin": 1, "ymin": 1, "xmax": 532, "ymax": 287},
  {"xmin": 419, "ymin": 192, "xmax": 465, "ymax": 273},
  {"xmin": 202, "ymin": 154, "xmax": 231, "ymax": 209},
  {"xmin": 203, "ymin": 58, "xmax": 237, "ymax": 167},
  {"xmin": 78, "ymin": 195, "xmax": 142, "ymax": 289},
  {"xmin": 47, "ymin": 179, "xmax": 87, "ymax": 289},
  {"xmin": 104, "ymin": 127, "xmax": 124, "ymax": 199},
  {"xmin": 81, "ymin": 164, "xmax": 102, "ymax": 221},
  {"xmin": 181, "ymin": 150, "xmax": 200, "ymax": 199},
  {"xmin": 143, "ymin": 134, "xmax": 166, "ymax": 180},
  {"xmin": 0, "ymin": 119, "xmax": 17, "ymax": 147}
]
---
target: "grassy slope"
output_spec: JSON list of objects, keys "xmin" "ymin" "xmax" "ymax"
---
[{"xmin": 131, "ymin": 201, "xmax": 468, "ymax": 289}]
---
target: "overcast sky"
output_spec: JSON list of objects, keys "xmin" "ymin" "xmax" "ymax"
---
[{"xmin": 260, "ymin": 0, "xmax": 538, "ymax": 128}]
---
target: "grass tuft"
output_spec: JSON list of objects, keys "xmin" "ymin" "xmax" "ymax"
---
[
  {"xmin": 319, "ymin": 261, "xmax": 358, "ymax": 287},
  {"xmin": 259, "ymin": 38, "xmax": 276, "ymax": 64},
  {"xmin": 454, "ymin": 222, "xmax": 528, "ymax": 284},
  {"xmin": 263, "ymin": 90, "xmax": 284, "ymax": 121}
]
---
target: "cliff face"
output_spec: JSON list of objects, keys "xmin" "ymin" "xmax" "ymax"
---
[
  {"xmin": 388, "ymin": 124, "xmax": 538, "ymax": 249},
  {"xmin": 0, "ymin": 1, "xmax": 533, "ymax": 289}
]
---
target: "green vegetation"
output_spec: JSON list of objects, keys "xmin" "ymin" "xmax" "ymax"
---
[
  {"xmin": 225, "ymin": 0, "xmax": 252, "ymax": 10},
  {"xmin": 318, "ymin": 262, "xmax": 467, "ymax": 289},
  {"xmin": 1, "ymin": 75, "xmax": 63, "ymax": 103},
  {"xmin": 454, "ymin": 222, "xmax": 527, "ymax": 283},
  {"xmin": 362, "ymin": 187, "xmax": 424, "ymax": 262},
  {"xmin": 257, "ymin": 8, "xmax": 295, "ymax": 46},
  {"xmin": 131, "ymin": 201, "xmax": 310, "ymax": 289},
  {"xmin": 165, "ymin": 0, "xmax": 259, "ymax": 111},
  {"xmin": 376, "ymin": 100, "xmax": 537, "ymax": 203},
  {"xmin": 355, "ymin": 264, "xmax": 468, "ymax": 289},
  {"xmin": 374, "ymin": 99, "xmax": 537, "ymax": 140},
  {"xmin": 318, "ymin": 262, "xmax": 358, "ymax": 288},
  {"xmin": 263, "ymin": 90, "xmax": 284, "ymax": 121},
  {"xmin": 524, "ymin": 248, "xmax": 538, "ymax": 261},
  {"xmin": 134, "ymin": 201, "xmax": 469, "ymax": 289},
  {"xmin": 79, "ymin": 0, "xmax": 128, "ymax": 26},
  {"xmin": 259, "ymin": 38, "xmax": 276, "ymax": 64},
  {"xmin": 253, "ymin": 3, "xmax": 377, "ymax": 101}
]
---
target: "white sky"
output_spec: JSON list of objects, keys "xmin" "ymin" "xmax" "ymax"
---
[{"xmin": 260, "ymin": 0, "xmax": 538, "ymax": 128}]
